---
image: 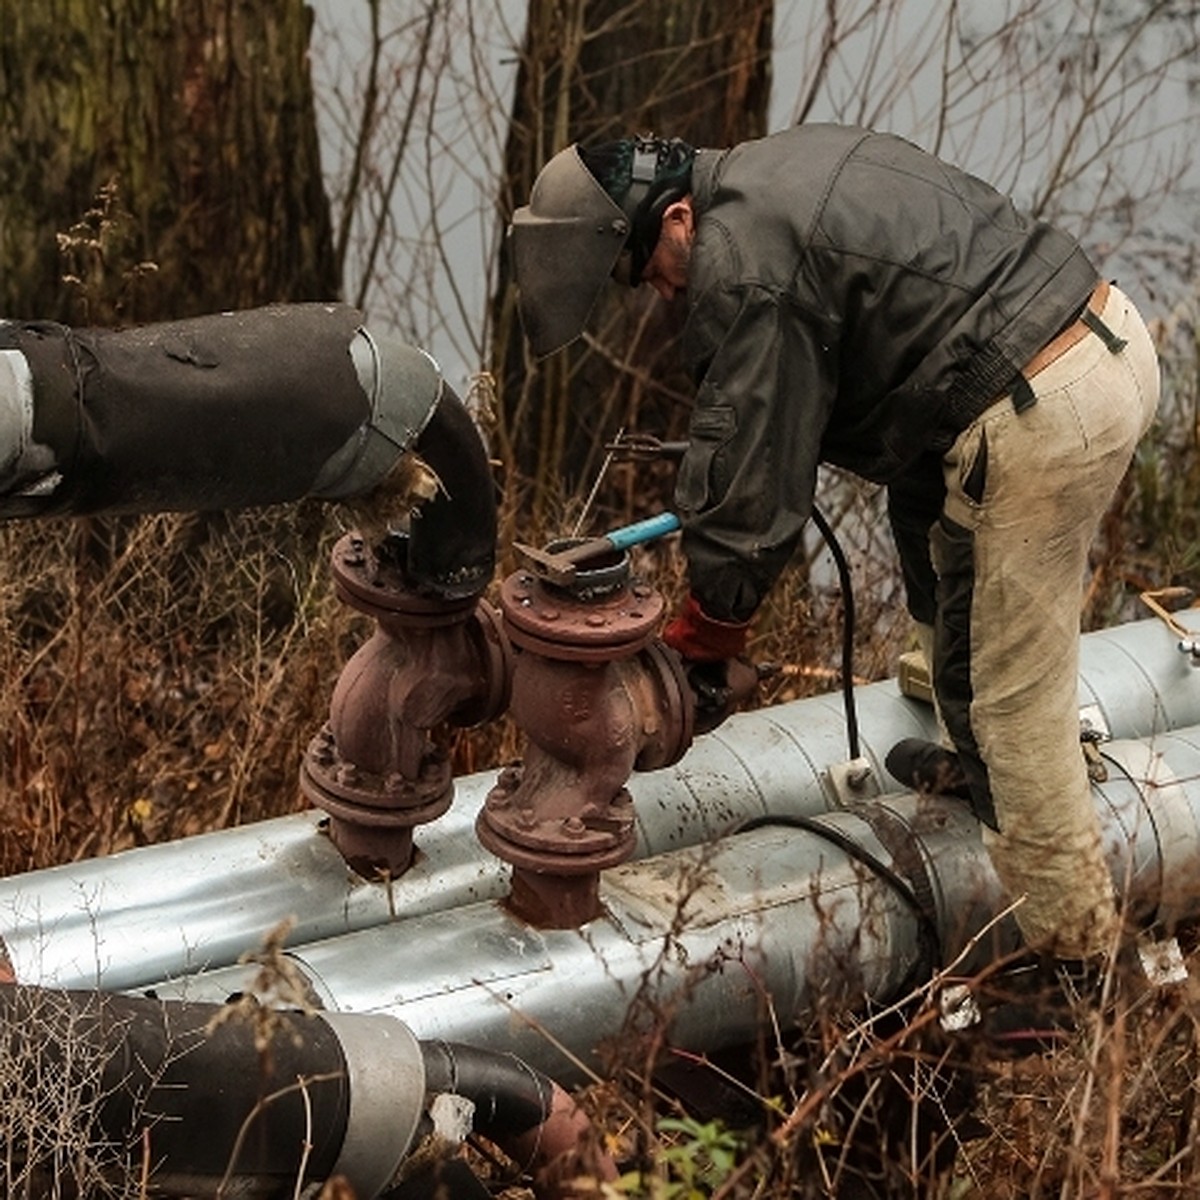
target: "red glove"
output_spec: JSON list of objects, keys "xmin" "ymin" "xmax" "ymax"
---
[{"xmin": 661, "ymin": 594, "xmax": 750, "ymax": 662}]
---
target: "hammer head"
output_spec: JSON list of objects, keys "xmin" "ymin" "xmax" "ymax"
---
[
  {"xmin": 513, "ymin": 535, "xmax": 625, "ymax": 587},
  {"xmin": 514, "ymin": 540, "xmax": 580, "ymax": 586}
]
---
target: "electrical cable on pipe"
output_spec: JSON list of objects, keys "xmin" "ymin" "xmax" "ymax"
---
[
  {"xmin": 732, "ymin": 810, "xmax": 942, "ymax": 984},
  {"xmin": 810, "ymin": 502, "xmax": 862, "ymax": 762}
]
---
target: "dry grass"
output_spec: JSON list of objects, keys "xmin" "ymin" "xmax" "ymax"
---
[
  {"xmin": 0, "ymin": 505, "xmax": 369, "ymax": 874},
  {"xmin": 0, "ymin": 987, "xmax": 136, "ymax": 1200}
]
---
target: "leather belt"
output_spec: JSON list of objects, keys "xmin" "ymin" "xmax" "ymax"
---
[{"xmin": 1023, "ymin": 279, "xmax": 1110, "ymax": 381}]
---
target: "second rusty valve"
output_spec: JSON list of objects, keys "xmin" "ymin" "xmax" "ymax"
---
[{"xmin": 477, "ymin": 526, "xmax": 693, "ymax": 928}]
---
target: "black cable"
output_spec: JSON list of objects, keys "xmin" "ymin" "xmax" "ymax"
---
[
  {"xmin": 810, "ymin": 503, "xmax": 861, "ymax": 762},
  {"xmin": 733, "ymin": 812, "xmax": 941, "ymax": 981}
]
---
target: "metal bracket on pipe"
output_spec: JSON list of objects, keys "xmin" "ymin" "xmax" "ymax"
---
[
  {"xmin": 1136, "ymin": 932, "xmax": 1190, "ymax": 987},
  {"xmin": 321, "ymin": 1011, "xmax": 426, "ymax": 1199},
  {"xmin": 824, "ymin": 756, "xmax": 881, "ymax": 806}
]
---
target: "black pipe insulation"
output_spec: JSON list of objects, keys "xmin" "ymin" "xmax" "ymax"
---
[
  {"xmin": 420, "ymin": 1039, "xmax": 553, "ymax": 1139},
  {"xmin": 0, "ymin": 984, "xmax": 614, "ymax": 1199},
  {"xmin": 417, "ymin": 1041, "xmax": 618, "ymax": 1197},
  {"xmin": 0, "ymin": 983, "xmax": 357, "ymax": 1196},
  {"xmin": 0, "ymin": 305, "xmax": 489, "ymax": 526},
  {"xmin": 0, "ymin": 304, "xmax": 500, "ymax": 599},
  {"xmin": 398, "ymin": 385, "xmax": 498, "ymax": 599},
  {"xmin": 0, "ymin": 306, "xmax": 370, "ymax": 516}
]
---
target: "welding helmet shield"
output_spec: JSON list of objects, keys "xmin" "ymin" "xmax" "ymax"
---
[{"xmin": 508, "ymin": 145, "xmax": 631, "ymax": 358}]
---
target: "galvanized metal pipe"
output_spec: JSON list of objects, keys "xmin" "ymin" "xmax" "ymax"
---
[
  {"xmin": 1, "ymin": 615, "xmax": 1196, "ymax": 991},
  {"xmin": 144, "ymin": 807, "xmax": 946, "ymax": 1079},
  {"xmin": 0, "ymin": 616, "xmax": 1194, "ymax": 986},
  {"xmin": 139, "ymin": 720, "xmax": 1200, "ymax": 1084},
  {"xmin": 0, "ymin": 674, "xmax": 932, "ymax": 990},
  {"xmin": 1076, "ymin": 609, "xmax": 1200, "ymax": 738}
]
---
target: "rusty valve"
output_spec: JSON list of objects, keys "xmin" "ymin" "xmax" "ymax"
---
[
  {"xmin": 301, "ymin": 532, "xmax": 511, "ymax": 878},
  {"xmin": 477, "ymin": 543, "xmax": 693, "ymax": 928}
]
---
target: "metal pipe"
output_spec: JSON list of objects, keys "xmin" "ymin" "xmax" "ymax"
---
[
  {"xmin": 298, "ymin": 374, "xmax": 504, "ymax": 877},
  {"xmin": 133, "ymin": 802, "xmax": 987, "ymax": 1081},
  {"xmin": 141, "ymin": 723, "xmax": 1200, "ymax": 1085},
  {"xmin": 477, "ymin": 552, "xmax": 690, "ymax": 927},
  {"xmin": 1, "ymin": 614, "xmax": 1195, "ymax": 990},
  {"xmin": 0, "ymin": 672, "xmax": 929, "ymax": 990},
  {"xmin": 1076, "ymin": 608, "xmax": 1200, "ymax": 736},
  {"xmin": 300, "ymin": 533, "xmax": 510, "ymax": 878}
]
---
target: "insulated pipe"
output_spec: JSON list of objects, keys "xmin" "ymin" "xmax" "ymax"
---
[
  {"xmin": 0, "ymin": 305, "xmax": 499, "ymax": 595},
  {"xmin": 0, "ymin": 306, "xmax": 437, "ymax": 515},
  {"xmin": 1073, "ymin": 608, "xmax": 1200, "ymax": 738},
  {"xmin": 1, "ymin": 615, "xmax": 1196, "ymax": 991},
  {"xmin": 397, "ymin": 385, "xmax": 498, "ymax": 599},
  {"xmin": 0, "ymin": 984, "xmax": 608, "ymax": 1200},
  {"xmin": 419, "ymin": 1040, "xmax": 617, "ymax": 1194},
  {"xmin": 139, "ymin": 802, "xmax": 981, "ymax": 1082},
  {"xmin": 0, "ymin": 984, "xmax": 419, "ymax": 1198},
  {"xmin": 143, "ymin": 723, "xmax": 1200, "ymax": 1084}
]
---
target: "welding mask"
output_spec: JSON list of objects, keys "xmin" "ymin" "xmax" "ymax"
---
[{"xmin": 509, "ymin": 138, "xmax": 695, "ymax": 358}]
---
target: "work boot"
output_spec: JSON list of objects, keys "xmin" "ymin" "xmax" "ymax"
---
[
  {"xmin": 885, "ymin": 738, "xmax": 972, "ymax": 801},
  {"xmin": 972, "ymin": 956, "xmax": 1107, "ymax": 1057}
]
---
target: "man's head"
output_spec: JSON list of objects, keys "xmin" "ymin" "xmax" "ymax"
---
[
  {"xmin": 638, "ymin": 194, "xmax": 693, "ymax": 302},
  {"xmin": 509, "ymin": 135, "xmax": 695, "ymax": 357}
]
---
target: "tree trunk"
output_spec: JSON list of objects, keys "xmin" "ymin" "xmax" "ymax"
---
[
  {"xmin": 0, "ymin": 0, "xmax": 337, "ymax": 324},
  {"xmin": 0, "ymin": 3, "xmax": 343, "ymax": 864},
  {"xmin": 490, "ymin": 0, "xmax": 774, "ymax": 537}
]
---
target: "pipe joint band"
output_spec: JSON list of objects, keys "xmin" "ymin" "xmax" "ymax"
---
[
  {"xmin": 312, "ymin": 330, "xmax": 442, "ymax": 499},
  {"xmin": 320, "ymin": 1010, "xmax": 426, "ymax": 1198}
]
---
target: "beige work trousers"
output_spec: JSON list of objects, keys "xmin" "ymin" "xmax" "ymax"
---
[{"xmin": 933, "ymin": 285, "xmax": 1159, "ymax": 960}]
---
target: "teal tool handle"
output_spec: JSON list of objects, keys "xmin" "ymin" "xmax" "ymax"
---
[{"xmin": 605, "ymin": 512, "xmax": 681, "ymax": 550}]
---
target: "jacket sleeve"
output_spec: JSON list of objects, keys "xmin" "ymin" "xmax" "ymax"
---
[{"xmin": 676, "ymin": 281, "xmax": 837, "ymax": 623}]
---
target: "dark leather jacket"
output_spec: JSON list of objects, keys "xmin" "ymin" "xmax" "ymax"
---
[{"xmin": 676, "ymin": 124, "xmax": 1099, "ymax": 622}]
